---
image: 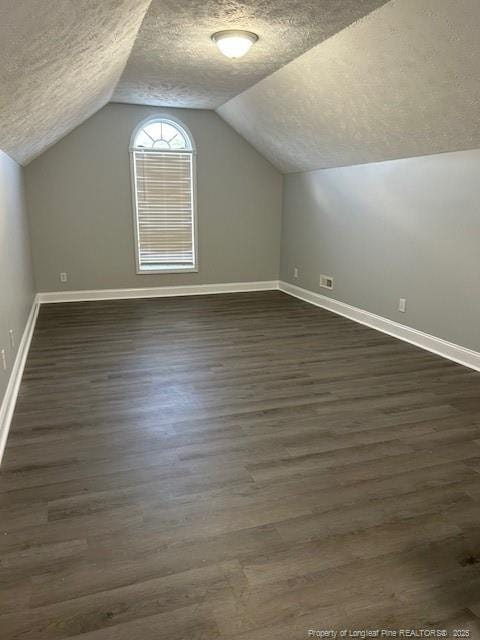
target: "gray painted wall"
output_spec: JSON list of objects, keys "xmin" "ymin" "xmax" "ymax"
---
[
  {"xmin": 0, "ymin": 149, "xmax": 35, "ymax": 406},
  {"xmin": 281, "ymin": 148, "xmax": 480, "ymax": 351},
  {"xmin": 26, "ymin": 103, "xmax": 283, "ymax": 292}
]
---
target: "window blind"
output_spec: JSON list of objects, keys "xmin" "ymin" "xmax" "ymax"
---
[{"xmin": 133, "ymin": 150, "xmax": 194, "ymax": 268}]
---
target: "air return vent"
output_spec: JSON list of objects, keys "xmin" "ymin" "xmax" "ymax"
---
[{"xmin": 319, "ymin": 274, "xmax": 334, "ymax": 290}]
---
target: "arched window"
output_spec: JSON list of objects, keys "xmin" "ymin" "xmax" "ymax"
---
[{"xmin": 130, "ymin": 117, "xmax": 197, "ymax": 273}]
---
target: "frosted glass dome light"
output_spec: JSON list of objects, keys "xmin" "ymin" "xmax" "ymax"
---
[{"xmin": 212, "ymin": 30, "xmax": 258, "ymax": 59}]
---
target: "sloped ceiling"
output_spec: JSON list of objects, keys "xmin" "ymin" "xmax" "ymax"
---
[
  {"xmin": 218, "ymin": 0, "xmax": 480, "ymax": 173},
  {"xmin": 112, "ymin": 0, "xmax": 387, "ymax": 109},
  {"xmin": 3, "ymin": 0, "xmax": 480, "ymax": 171},
  {"xmin": 0, "ymin": 0, "xmax": 151, "ymax": 165}
]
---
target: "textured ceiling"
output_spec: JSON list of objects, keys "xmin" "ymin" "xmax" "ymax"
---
[
  {"xmin": 112, "ymin": 0, "xmax": 388, "ymax": 109},
  {"xmin": 0, "ymin": 0, "xmax": 151, "ymax": 165},
  {"xmin": 4, "ymin": 0, "xmax": 480, "ymax": 171},
  {"xmin": 218, "ymin": 0, "xmax": 480, "ymax": 173}
]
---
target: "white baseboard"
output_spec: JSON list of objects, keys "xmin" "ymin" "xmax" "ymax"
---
[
  {"xmin": 37, "ymin": 280, "xmax": 280, "ymax": 303},
  {"xmin": 0, "ymin": 298, "xmax": 40, "ymax": 465},
  {"xmin": 279, "ymin": 281, "xmax": 480, "ymax": 373}
]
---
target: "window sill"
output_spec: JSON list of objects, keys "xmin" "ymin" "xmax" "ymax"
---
[{"xmin": 137, "ymin": 264, "xmax": 198, "ymax": 275}]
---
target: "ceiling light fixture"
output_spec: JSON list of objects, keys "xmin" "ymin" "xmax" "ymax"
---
[{"xmin": 211, "ymin": 30, "xmax": 258, "ymax": 59}]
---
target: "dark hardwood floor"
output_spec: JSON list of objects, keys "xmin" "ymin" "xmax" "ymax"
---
[{"xmin": 1, "ymin": 291, "xmax": 480, "ymax": 639}]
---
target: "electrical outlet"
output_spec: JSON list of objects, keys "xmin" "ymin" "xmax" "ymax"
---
[
  {"xmin": 319, "ymin": 274, "xmax": 334, "ymax": 290},
  {"xmin": 293, "ymin": 267, "xmax": 299, "ymax": 279},
  {"xmin": 9, "ymin": 329, "xmax": 14, "ymax": 349},
  {"xmin": 398, "ymin": 298, "xmax": 407, "ymax": 313},
  {"xmin": 1, "ymin": 348, "xmax": 6, "ymax": 371},
  {"xmin": 60, "ymin": 272, "xmax": 68, "ymax": 283}
]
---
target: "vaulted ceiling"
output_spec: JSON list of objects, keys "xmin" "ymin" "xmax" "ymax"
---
[
  {"xmin": 112, "ymin": 0, "xmax": 387, "ymax": 109},
  {"xmin": 219, "ymin": 0, "xmax": 480, "ymax": 172},
  {"xmin": 1, "ymin": 0, "xmax": 480, "ymax": 172},
  {"xmin": 0, "ymin": 0, "xmax": 387, "ymax": 165},
  {"xmin": 0, "ymin": 0, "xmax": 151, "ymax": 165}
]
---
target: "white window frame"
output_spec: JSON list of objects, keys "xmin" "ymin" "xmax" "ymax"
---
[{"xmin": 129, "ymin": 115, "xmax": 199, "ymax": 274}]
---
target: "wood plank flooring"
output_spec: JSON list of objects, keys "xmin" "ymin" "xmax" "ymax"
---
[{"xmin": 2, "ymin": 291, "xmax": 480, "ymax": 638}]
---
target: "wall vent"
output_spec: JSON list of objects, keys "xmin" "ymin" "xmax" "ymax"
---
[{"xmin": 319, "ymin": 275, "xmax": 334, "ymax": 290}]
